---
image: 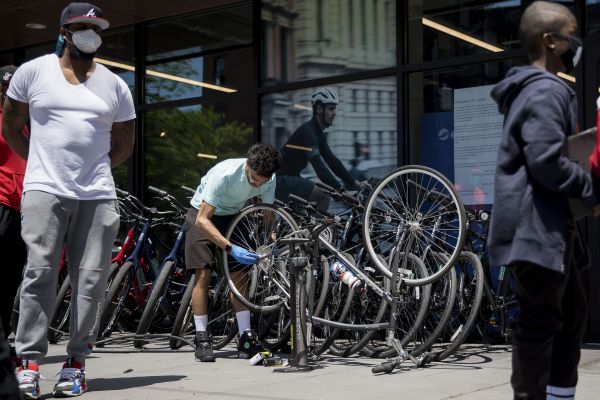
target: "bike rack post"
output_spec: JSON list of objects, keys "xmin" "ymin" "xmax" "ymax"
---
[{"xmin": 274, "ymin": 239, "xmax": 313, "ymax": 373}]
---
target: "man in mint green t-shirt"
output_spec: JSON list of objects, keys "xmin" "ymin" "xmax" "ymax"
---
[{"xmin": 184, "ymin": 143, "xmax": 282, "ymax": 362}]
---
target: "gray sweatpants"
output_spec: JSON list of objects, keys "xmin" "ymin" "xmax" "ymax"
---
[{"xmin": 16, "ymin": 191, "xmax": 120, "ymax": 361}]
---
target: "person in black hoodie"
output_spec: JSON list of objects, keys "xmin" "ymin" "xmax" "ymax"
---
[{"xmin": 488, "ymin": 2, "xmax": 597, "ymax": 399}]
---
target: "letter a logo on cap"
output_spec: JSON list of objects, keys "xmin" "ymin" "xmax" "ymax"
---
[{"xmin": 85, "ymin": 9, "xmax": 96, "ymax": 17}]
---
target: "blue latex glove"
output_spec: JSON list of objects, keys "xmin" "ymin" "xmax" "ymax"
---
[{"xmin": 230, "ymin": 245, "xmax": 258, "ymax": 265}]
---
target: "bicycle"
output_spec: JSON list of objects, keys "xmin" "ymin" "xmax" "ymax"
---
[
  {"xmin": 134, "ymin": 186, "xmax": 191, "ymax": 348},
  {"xmin": 97, "ymin": 188, "xmax": 182, "ymax": 341},
  {"xmin": 223, "ymin": 200, "xmax": 433, "ymax": 373}
]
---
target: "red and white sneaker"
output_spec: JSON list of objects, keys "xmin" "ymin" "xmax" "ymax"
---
[
  {"xmin": 16, "ymin": 360, "xmax": 42, "ymax": 400},
  {"xmin": 53, "ymin": 357, "xmax": 87, "ymax": 397}
]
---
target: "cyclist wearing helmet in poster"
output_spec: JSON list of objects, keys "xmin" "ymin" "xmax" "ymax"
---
[{"xmin": 276, "ymin": 87, "xmax": 368, "ymax": 210}]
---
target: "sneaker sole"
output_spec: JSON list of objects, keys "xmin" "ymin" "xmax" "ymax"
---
[
  {"xmin": 53, "ymin": 389, "xmax": 87, "ymax": 398},
  {"xmin": 195, "ymin": 357, "xmax": 216, "ymax": 362},
  {"xmin": 53, "ymin": 386, "xmax": 87, "ymax": 398},
  {"xmin": 20, "ymin": 389, "xmax": 41, "ymax": 400}
]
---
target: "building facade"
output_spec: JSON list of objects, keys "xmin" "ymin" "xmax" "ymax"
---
[{"xmin": 1, "ymin": 0, "xmax": 599, "ymax": 339}]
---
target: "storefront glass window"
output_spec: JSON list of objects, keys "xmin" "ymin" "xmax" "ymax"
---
[
  {"xmin": 589, "ymin": 0, "xmax": 600, "ymax": 35},
  {"xmin": 145, "ymin": 3, "xmax": 253, "ymax": 104},
  {"xmin": 262, "ymin": 76, "xmax": 397, "ymax": 184},
  {"xmin": 96, "ymin": 27, "xmax": 136, "ymax": 190},
  {"xmin": 261, "ymin": 0, "xmax": 396, "ymax": 86},
  {"xmin": 407, "ymin": 0, "xmax": 574, "ymax": 64},
  {"xmin": 144, "ymin": 99, "xmax": 255, "ymax": 205},
  {"xmin": 406, "ymin": 58, "xmax": 556, "ymax": 208},
  {"xmin": 96, "ymin": 27, "xmax": 136, "ymax": 95}
]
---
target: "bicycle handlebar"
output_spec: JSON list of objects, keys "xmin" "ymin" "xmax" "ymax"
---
[
  {"xmin": 148, "ymin": 185, "xmax": 167, "ymax": 197},
  {"xmin": 181, "ymin": 185, "xmax": 195, "ymax": 194},
  {"xmin": 315, "ymin": 181, "xmax": 361, "ymax": 208},
  {"xmin": 289, "ymin": 193, "xmax": 309, "ymax": 205},
  {"xmin": 146, "ymin": 186, "xmax": 188, "ymax": 213}
]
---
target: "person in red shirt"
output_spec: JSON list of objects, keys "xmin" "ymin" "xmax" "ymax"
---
[
  {"xmin": 0, "ymin": 65, "xmax": 28, "ymax": 344},
  {"xmin": 589, "ymin": 96, "xmax": 600, "ymax": 177}
]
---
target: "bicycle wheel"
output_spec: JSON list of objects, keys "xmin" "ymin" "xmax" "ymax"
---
[
  {"xmin": 480, "ymin": 265, "xmax": 517, "ymax": 344},
  {"xmin": 499, "ymin": 267, "xmax": 517, "ymax": 342},
  {"xmin": 307, "ymin": 254, "xmax": 347, "ymax": 356},
  {"xmin": 330, "ymin": 252, "xmax": 431, "ymax": 358},
  {"xmin": 134, "ymin": 260, "xmax": 175, "ymax": 348},
  {"xmin": 223, "ymin": 204, "xmax": 300, "ymax": 313},
  {"xmin": 433, "ymin": 251, "xmax": 484, "ymax": 361},
  {"xmin": 169, "ymin": 274, "xmax": 237, "ymax": 350},
  {"xmin": 326, "ymin": 253, "xmax": 378, "ymax": 358},
  {"xmin": 369, "ymin": 251, "xmax": 432, "ymax": 358},
  {"xmin": 48, "ymin": 275, "xmax": 72, "ymax": 343},
  {"xmin": 97, "ymin": 261, "xmax": 134, "ymax": 340},
  {"xmin": 409, "ymin": 254, "xmax": 457, "ymax": 356},
  {"xmin": 209, "ymin": 276, "xmax": 238, "ymax": 350},
  {"xmin": 363, "ymin": 165, "xmax": 466, "ymax": 285},
  {"xmin": 169, "ymin": 273, "xmax": 195, "ymax": 350}
]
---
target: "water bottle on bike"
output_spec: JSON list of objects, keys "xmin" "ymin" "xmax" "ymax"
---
[{"xmin": 330, "ymin": 259, "xmax": 362, "ymax": 289}]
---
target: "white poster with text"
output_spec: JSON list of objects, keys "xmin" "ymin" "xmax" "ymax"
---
[{"xmin": 453, "ymin": 85, "xmax": 503, "ymax": 205}]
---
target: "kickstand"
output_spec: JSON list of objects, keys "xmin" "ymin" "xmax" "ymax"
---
[{"xmin": 372, "ymin": 339, "xmax": 431, "ymax": 374}]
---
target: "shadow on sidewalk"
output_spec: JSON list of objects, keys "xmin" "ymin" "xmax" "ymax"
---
[
  {"xmin": 89, "ymin": 374, "xmax": 186, "ymax": 391},
  {"xmin": 37, "ymin": 375, "xmax": 186, "ymax": 399}
]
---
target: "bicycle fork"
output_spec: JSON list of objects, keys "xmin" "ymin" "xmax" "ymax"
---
[{"xmin": 373, "ymin": 235, "xmax": 429, "ymax": 374}]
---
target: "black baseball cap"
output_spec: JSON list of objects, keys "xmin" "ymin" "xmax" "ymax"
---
[
  {"xmin": 0, "ymin": 65, "xmax": 17, "ymax": 85},
  {"xmin": 60, "ymin": 2, "xmax": 109, "ymax": 30}
]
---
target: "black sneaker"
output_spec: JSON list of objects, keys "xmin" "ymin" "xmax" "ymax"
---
[
  {"xmin": 194, "ymin": 331, "xmax": 216, "ymax": 362},
  {"xmin": 238, "ymin": 329, "xmax": 266, "ymax": 359}
]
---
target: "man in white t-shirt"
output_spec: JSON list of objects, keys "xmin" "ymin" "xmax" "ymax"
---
[{"xmin": 1, "ymin": 3, "xmax": 135, "ymax": 399}]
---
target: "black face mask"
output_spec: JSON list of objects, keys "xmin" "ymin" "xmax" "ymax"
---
[{"xmin": 550, "ymin": 32, "xmax": 583, "ymax": 74}]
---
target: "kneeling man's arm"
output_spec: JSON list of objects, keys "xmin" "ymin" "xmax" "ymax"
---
[{"xmin": 196, "ymin": 201, "xmax": 230, "ymax": 249}]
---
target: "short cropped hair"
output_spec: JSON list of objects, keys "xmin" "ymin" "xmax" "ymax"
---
[
  {"xmin": 519, "ymin": 1, "xmax": 574, "ymax": 57},
  {"xmin": 246, "ymin": 143, "xmax": 282, "ymax": 177}
]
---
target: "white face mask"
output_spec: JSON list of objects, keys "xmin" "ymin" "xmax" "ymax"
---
[{"xmin": 70, "ymin": 29, "xmax": 102, "ymax": 54}]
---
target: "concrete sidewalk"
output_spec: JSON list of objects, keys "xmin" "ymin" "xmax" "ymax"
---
[{"xmin": 32, "ymin": 340, "xmax": 600, "ymax": 400}]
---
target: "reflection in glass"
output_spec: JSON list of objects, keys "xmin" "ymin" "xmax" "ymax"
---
[
  {"xmin": 407, "ymin": 59, "xmax": 532, "ymax": 207},
  {"xmin": 589, "ymin": 0, "xmax": 600, "ymax": 35},
  {"xmin": 261, "ymin": 0, "xmax": 396, "ymax": 85},
  {"xmin": 95, "ymin": 27, "xmax": 136, "ymax": 190},
  {"xmin": 97, "ymin": 27, "xmax": 135, "ymax": 95},
  {"xmin": 144, "ymin": 104, "xmax": 254, "ymax": 205},
  {"xmin": 407, "ymin": 1, "xmax": 574, "ymax": 63},
  {"xmin": 145, "ymin": 3, "xmax": 253, "ymax": 104},
  {"xmin": 262, "ymin": 76, "xmax": 397, "ymax": 184}
]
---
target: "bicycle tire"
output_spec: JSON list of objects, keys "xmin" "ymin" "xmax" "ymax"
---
[
  {"xmin": 409, "ymin": 254, "xmax": 457, "ymax": 356},
  {"xmin": 223, "ymin": 204, "xmax": 300, "ymax": 313},
  {"xmin": 363, "ymin": 165, "xmax": 466, "ymax": 285},
  {"xmin": 498, "ymin": 265, "xmax": 517, "ymax": 343},
  {"xmin": 327, "ymin": 254, "xmax": 386, "ymax": 358},
  {"xmin": 169, "ymin": 272, "xmax": 195, "ymax": 350},
  {"xmin": 48, "ymin": 275, "xmax": 72, "ymax": 343},
  {"xmin": 372, "ymin": 251, "xmax": 432, "ymax": 358},
  {"xmin": 134, "ymin": 260, "xmax": 175, "ymax": 348},
  {"xmin": 331, "ymin": 252, "xmax": 431, "ymax": 358},
  {"xmin": 209, "ymin": 275, "xmax": 238, "ymax": 350},
  {"xmin": 97, "ymin": 261, "xmax": 134, "ymax": 340},
  {"xmin": 434, "ymin": 251, "xmax": 484, "ymax": 361}
]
